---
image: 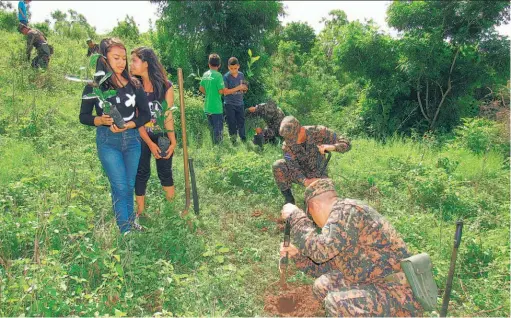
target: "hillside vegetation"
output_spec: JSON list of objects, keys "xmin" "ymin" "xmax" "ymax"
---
[{"xmin": 0, "ymin": 3, "xmax": 510, "ymax": 316}]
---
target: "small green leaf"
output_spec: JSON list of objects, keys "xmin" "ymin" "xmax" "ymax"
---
[
  {"xmin": 82, "ymin": 93, "xmax": 97, "ymax": 100},
  {"xmin": 89, "ymin": 53, "xmax": 101, "ymax": 70},
  {"xmin": 93, "ymin": 88, "xmax": 103, "ymax": 97},
  {"xmin": 248, "ymin": 48, "xmax": 252, "ymax": 57},
  {"xmin": 113, "ymin": 254, "xmax": 120, "ymax": 262},
  {"xmin": 214, "ymin": 255, "xmax": 224, "ymax": 263},
  {"xmin": 114, "ymin": 309, "xmax": 127, "ymax": 317},
  {"xmin": 103, "ymin": 90, "xmax": 117, "ymax": 99},
  {"xmin": 202, "ymin": 250, "xmax": 214, "ymax": 257},
  {"xmin": 115, "ymin": 263, "xmax": 124, "ymax": 276},
  {"xmin": 218, "ymin": 247, "xmax": 230, "ymax": 253},
  {"xmin": 99, "ymin": 72, "xmax": 112, "ymax": 86},
  {"xmin": 251, "ymin": 56, "xmax": 260, "ymax": 63}
]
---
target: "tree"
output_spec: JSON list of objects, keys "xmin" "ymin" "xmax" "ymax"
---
[
  {"xmin": 281, "ymin": 22, "xmax": 316, "ymax": 54},
  {"xmin": 0, "ymin": 1, "xmax": 12, "ymax": 10},
  {"xmin": 111, "ymin": 15, "xmax": 140, "ymax": 43},
  {"xmin": 152, "ymin": 1, "xmax": 284, "ymax": 103},
  {"xmin": 387, "ymin": 1, "xmax": 510, "ymax": 130},
  {"xmin": 50, "ymin": 9, "xmax": 96, "ymax": 39}
]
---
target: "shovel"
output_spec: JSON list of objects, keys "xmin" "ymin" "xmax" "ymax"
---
[{"xmin": 279, "ymin": 218, "xmax": 291, "ymax": 290}]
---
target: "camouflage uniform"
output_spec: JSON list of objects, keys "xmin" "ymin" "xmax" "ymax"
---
[
  {"xmin": 86, "ymin": 43, "xmax": 100, "ymax": 57},
  {"xmin": 272, "ymin": 116, "xmax": 351, "ymax": 193},
  {"xmin": 247, "ymin": 100, "xmax": 285, "ymax": 144},
  {"xmin": 285, "ymin": 179, "xmax": 423, "ymax": 317},
  {"xmin": 26, "ymin": 29, "xmax": 51, "ymax": 69}
]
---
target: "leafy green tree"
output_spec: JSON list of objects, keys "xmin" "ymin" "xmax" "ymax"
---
[
  {"xmin": 387, "ymin": 1, "xmax": 510, "ymax": 130},
  {"xmin": 152, "ymin": 0, "xmax": 284, "ymax": 104},
  {"xmin": 0, "ymin": 5, "xmax": 16, "ymax": 32},
  {"xmin": 0, "ymin": 1, "xmax": 12, "ymax": 10},
  {"xmin": 50, "ymin": 9, "xmax": 96, "ymax": 39},
  {"xmin": 111, "ymin": 15, "xmax": 140, "ymax": 43},
  {"xmin": 281, "ymin": 22, "xmax": 316, "ymax": 54}
]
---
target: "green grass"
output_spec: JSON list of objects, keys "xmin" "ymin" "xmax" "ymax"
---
[{"xmin": 0, "ymin": 28, "xmax": 509, "ymax": 317}]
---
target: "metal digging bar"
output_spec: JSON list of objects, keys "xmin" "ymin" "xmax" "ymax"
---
[
  {"xmin": 177, "ymin": 68, "xmax": 191, "ymax": 216},
  {"xmin": 189, "ymin": 158, "xmax": 199, "ymax": 215},
  {"xmin": 440, "ymin": 220, "xmax": 464, "ymax": 317}
]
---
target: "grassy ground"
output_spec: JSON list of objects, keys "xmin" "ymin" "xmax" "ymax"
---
[{"xmin": 0, "ymin": 29, "xmax": 509, "ymax": 316}]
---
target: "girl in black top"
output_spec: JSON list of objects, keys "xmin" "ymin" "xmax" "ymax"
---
[
  {"xmin": 79, "ymin": 38, "xmax": 150, "ymax": 234},
  {"xmin": 130, "ymin": 47, "xmax": 177, "ymax": 218}
]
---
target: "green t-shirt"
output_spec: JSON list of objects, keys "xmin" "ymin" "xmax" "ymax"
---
[{"xmin": 200, "ymin": 69, "xmax": 225, "ymax": 114}]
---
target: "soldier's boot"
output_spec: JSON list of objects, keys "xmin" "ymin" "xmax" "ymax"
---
[
  {"xmin": 253, "ymin": 133, "xmax": 264, "ymax": 148},
  {"xmin": 281, "ymin": 189, "xmax": 295, "ymax": 205}
]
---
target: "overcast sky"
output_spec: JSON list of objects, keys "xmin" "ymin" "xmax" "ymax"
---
[{"xmin": 7, "ymin": 1, "xmax": 510, "ymax": 37}]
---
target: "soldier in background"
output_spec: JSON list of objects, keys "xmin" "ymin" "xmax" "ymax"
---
[
  {"xmin": 86, "ymin": 38, "xmax": 100, "ymax": 57},
  {"xmin": 273, "ymin": 116, "xmax": 350, "ymax": 204},
  {"xmin": 280, "ymin": 178, "xmax": 424, "ymax": 316},
  {"xmin": 246, "ymin": 99, "xmax": 285, "ymax": 146},
  {"xmin": 19, "ymin": 23, "xmax": 53, "ymax": 69}
]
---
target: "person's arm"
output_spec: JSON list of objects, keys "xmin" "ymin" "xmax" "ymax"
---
[
  {"xmin": 222, "ymin": 75, "xmax": 245, "ymax": 95},
  {"xmin": 199, "ymin": 85, "xmax": 205, "ymax": 94},
  {"xmin": 223, "ymin": 84, "xmax": 245, "ymax": 95},
  {"xmin": 79, "ymin": 85, "xmax": 112, "ymax": 127},
  {"xmin": 138, "ymin": 126, "xmax": 162, "ymax": 159},
  {"xmin": 217, "ymin": 73, "xmax": 225, "ymax": 95},
  {"xmin": 126, "ymin": 86, "xmax": 151, "ymax": 129},
  {"xmin": 288, "ymin": 205, "xmax": 354, "ymax": 264},
  {"xmin": 315, "ymin": 126, "xmax": 351, "ymax": 154},
  {"xmin": 163, "ymin": 85, "xmax": 177, "ymax": 159}
]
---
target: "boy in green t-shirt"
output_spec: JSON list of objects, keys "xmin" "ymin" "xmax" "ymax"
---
[{"xmin": 200, "ymin": 53, "xmax": 225, "ymax": 144}]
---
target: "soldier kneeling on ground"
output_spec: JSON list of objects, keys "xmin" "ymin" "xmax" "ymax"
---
[
  {"xmin": 246, "ymin": 99, "xmax": 285, "ymax": 147},
  {"xmin": 279, "ymin": 178, "xmax": 437, "ymax": 316},
  {"xmin": 18, "ymin": 23, "xmax": 53, "ymax": 69},
  {"xmin": 273, "ymin": 116, "xmax": 351, "ymax": 205}
]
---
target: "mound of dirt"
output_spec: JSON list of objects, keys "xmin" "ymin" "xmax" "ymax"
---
[{"xmin": 264, "ymin": 284, "xmax": 324, "ymax": 317}]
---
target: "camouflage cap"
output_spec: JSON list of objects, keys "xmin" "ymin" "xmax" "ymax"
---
[
  {"xmin": 304, "ymin": 178, "xmax": 337, "ymax": 204},
  {"xmin": 279, "ymin": 116, "xmax": 301, "ymax": 144}
]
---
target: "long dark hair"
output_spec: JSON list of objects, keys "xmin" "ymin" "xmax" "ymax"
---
[
  {"xmin": 95, "ymin": 37, "xmax": 140, "ymax": 89},
  {"xmin": 131, "ymin": 47, "xmax": 170, "ymax": 101}
]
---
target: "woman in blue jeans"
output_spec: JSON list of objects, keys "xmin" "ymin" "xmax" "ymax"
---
[{"xmin": 79, "ymin": 38, "xmax": 150, "ymax": 234}]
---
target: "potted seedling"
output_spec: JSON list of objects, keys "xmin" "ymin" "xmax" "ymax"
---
[
  {"xmin": 82, "ymin": 71, "xmax": 126, "ymax": 128},
  {"xmin": 81, "ymin": 54, "xmax": 126, "ymax": 128},
  {"xmin": 152, "ymin": 100, "xmax": 175, "ymax": 157}
]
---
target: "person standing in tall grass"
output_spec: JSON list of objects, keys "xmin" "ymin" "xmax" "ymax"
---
[
  {"xmin": 79, "ymin": 38, "xmax": 151, "ymax": 234},
  {"xmin": 130, "ymin": 47, "xmax": 176, "ymax": 221},
  {"xmin": 199, "ymin": 53, "xmax": 225, "ymax": 144}
]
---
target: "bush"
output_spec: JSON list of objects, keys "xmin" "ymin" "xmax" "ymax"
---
[
  {"xmin": 453, "ymin": 117, "xmax": 508, "ymax": 156},
  {"xmin": 0, "ymin": 9, "xmax": 17, "ymax": 32}
]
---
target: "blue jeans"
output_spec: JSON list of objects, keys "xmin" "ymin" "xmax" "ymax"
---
[
  {"xmin": 207, "ymin": 113, "xmax": 224, "ymax": 144},
  {"xmin": 96, "ymin": 126, "xmax": 141, "ymax": 233},
  {"xmin": 224, "ymin": 104, "xmax": 246, "ymax": 142}
]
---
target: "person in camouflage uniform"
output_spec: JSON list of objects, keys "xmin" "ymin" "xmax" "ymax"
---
[
  {"xmin": 246, "ymin": 99, "xmax": 285, "ymax": 145},
  {"xmin": 86, "ymin": 38, "xmax": 100, "ymax": 57},
  {"xmin": 19, "ymin": 24, "xmax": 52, "ymax": 69},
  {"xmin": 279, "ymin": 178, "xmax": 423, "ymax": 317},
  {"xmin": 273, "ymin": 115, "xmax": 351, "ymax": 204}
]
